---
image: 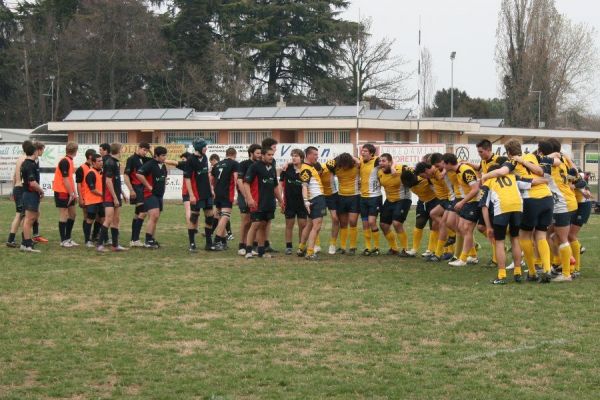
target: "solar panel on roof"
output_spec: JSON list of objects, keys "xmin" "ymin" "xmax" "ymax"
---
[
  {"xmin": 63, "ymin": 110, "xmax": 95, "ymax": 121},
  {"xmin": 162, "ymin": 108, "xmax": 194, "ymax": 120},
  {"xmin": 274, "ymin": 107, "xmax": 307, "ymax": 118},
  {"xmin": 88, "ymin": 110, "xmax": 118, "ymax": 120},
  {"xmin": 378, "ymin": 109, "xmax": 411, "ymax": 120},
  {"xmin": 221, "ymin": 108, "xmax": 253, "ymax": 119},
  {"xmin": 137, "ymin": 109, "xmax": 167, "ymax": 120},
  {"xmin": 112, "ymin": 109, "xmax": 142, "ymax": 120},
  {"xmin": 361, "ymin": 110, "xmax": 383, "ymax": 119},
  {"xmin": 330, "ymin": 106, "xmax": 361, "ymax": 117},
  {"xmin": 247, "ymin": 107, "xmax": 279, "ymax": 118},
  {"xmin": 301, "ymin": 106, "xmax": 335, "ymax": 118}
]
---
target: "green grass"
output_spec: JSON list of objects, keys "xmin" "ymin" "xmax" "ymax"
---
[{"xmin": 1, "ymin": 198, "xmax": 599, "ymax": 399}]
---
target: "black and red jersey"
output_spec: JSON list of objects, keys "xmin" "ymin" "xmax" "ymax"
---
[
  {"xmin": 237, "ymin": 159, "xmax": 255, "ymax": 197},
  {"xmin": 137, "ymin": 158, "xmax": 167, "ymax": 198},
  {"xmin": 102, "ymin": 155, "xmax": 122, "ymax": 202},
  {"xmin": 124, "ymin": 153, "xmax": 150, "ymax": 186},
  {"xmin": 279, "ymin": 167, "xmax": 303, "ymax": 209},
  {"xmin": 212, "ymin": 158, "xmax": 239, "ymax": 202},
  {"xmin": 245, "ymin": 161, "xmax": 277, "ymax": 212},
  {"xmin": 184, "ymin": 154, "xmax": 211, "ymax": 200}
]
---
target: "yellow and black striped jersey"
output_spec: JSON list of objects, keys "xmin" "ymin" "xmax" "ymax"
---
[
  {"xmin": 359, "ymin": 156, "xmax": 381, "ymax": 198},
  {"xmin": 299, "ymin": 163, "xmax": 324, "ymax": 200},
  {"xmin": 410, "ymin": 174, "xmax": 437, "ymax": 203},
  {"xmin": 457, "ymin": 164, "xmax": 479, "ymax": 203},
  {"xmin": 378, "ymin": 165, "xmax": 411, "ymax": 202},
  {"xmin": 431, "ymin": 169, "xmax": 451, "ymax": 200},
  {"xmin": 480, "ymin": 154, "xmax": 499, "ymax": 174},
  {"xmin": 540, "ymin": 157, "xmax": 577, "ymax": 213},
  {"xmin": 507, "ymin": 153, "xmax": 552, "ymax": 199},
  {"xmin": 325, "ymin": 158, "xmax": 359, "ymax": 197},
  {"xmin": 319, "ymin": 162, "xmax": 337, "ymax": 196},
  {"xmin": 480, "ymin": 174, "xmax": 531, "ymax": 215}
]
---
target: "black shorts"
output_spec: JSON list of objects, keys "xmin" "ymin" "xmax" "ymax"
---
[
  {"xmin": 86, "ymin": 203, "xmax": 105, "ymax": 219},
  {"xmin": 13, "ymin": 186, "xmax": 24, "ymax": 213},
  {"xmin": 493, "ymin": 212, "xmax": 522, "ymax": 240},
  {"xmin": 459, "ymin": 201, "xmax": 481, "ymax": 223},
  {"xmin": 191, "ymin": 197, "xmax": 214, "ymax": 212},
  {"xmin": 214, "ymin": 198, "xmax": 233, "ymax": 209},
  {"xmin": 338, "ymin": 195, "xmax": 360, "ymax": 214},
  {"xmin": 439, "ymin": 199, "xmax": 451, "ymax": 211},
  {"xmin": 182, "ymin": 194, "xmax": 190, "ymax": 202},
  {"xmin": 309, "ymin": 195, "xmax": 327, "ymax": 220},
  {"xmin": 132, "ymin": 185, "xmax": 145, "ymax": 206},
  {"xmin": 22, "ymin": 191, "xmax": 40, "ymax": 212},
  {"xmin": 571, "ymin": 202, "xmax": 592, "ymax": 227},
  {"xmin": 416, "ymin": 200, "xmax": 427, "ymax": 219},
  {"xmin": 144, "ymin": 195, "xmax": 163, "ymax": 212},
  {"xmin": 553, "ymin": 212, "xmax": 573, "ymax": 228},
  {"xmin": 103, "ymin": 198, "xmax": 123, "ymax": 208},
  {"xmin": 325, "ymin": 193, "xmax": 340, "ymax": 211},
  {"xmin": 448, "ymin": 198, "xmax": 461, "ymax": 213},
  {"xmin": 380, "ymin": 200, "xmax": 403, "ymax": 225},
  {"xmin": 360, "ymin": 196, "xmax": 382, "ymax": 220},
  {"xmin": 424, "ymin": 198, "xmax": 440, "ymax": 215},
  {"xmin": 285, "ymin": 204, "xmax": 308, "ymax": 220},
  {"xmin": 251, "ymin": 210, "xmax": 275, "ymax": 222},
  {"xmin": 479, "ymin": 206, "xmax": 495, "ymax": 226},
  {"xmin": 54, "ymin": 192, "xmax": 73, "ymax": 208},
  {"xmin": 238, "ymin": 194, "xmax": 249, "ymax": 214},
  {"xmin": 521, "ymin": 196, "xmax": 553, "ymax": 231}
]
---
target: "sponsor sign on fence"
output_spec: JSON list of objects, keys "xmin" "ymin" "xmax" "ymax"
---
[{"xmin": 452, "ymin": 143, "xmax": 573, "ymax": 165}]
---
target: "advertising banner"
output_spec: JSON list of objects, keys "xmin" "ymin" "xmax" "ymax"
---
[
  {"xmin": 452, "ymin": 143, "xmax": 573, "ymax": 165},
  {"xmin": 377, "ymin": 144, "xmax": 447, "ymax": 164}
]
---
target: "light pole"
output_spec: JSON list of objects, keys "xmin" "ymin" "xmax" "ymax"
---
[
  {"xmin": 450, "ymin": 51, "xmax": 456, "ymax": 119},
  {"xmin": 43, "ymin": 75, "xmax": 55, "ymax": 121},
  {"xmin": 530, "ymin": 90, "xmax": 542, "ymax": 128}
]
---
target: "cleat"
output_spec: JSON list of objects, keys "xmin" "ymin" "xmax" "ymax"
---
[
  {"xmin": 285, "ymin": 247, "xmax": 293, "ymax": 255},
  {"xmin": 552, "ymin": 274, "xmax": 572, "ymax": 283},
  {"xmin": 426, "ymin": 255, "xmax": 441, "ymax": 262},
  {"xmin": 212, "ymin": 242, "xmax": 225, "ymax": 251},
  {"xmin": 361, "ymin": 249, "xmax": 371, "ymax": 256},
  {"xmin": 68, "ymin": 239, "xmax": 80, "ymax": 247},
  {"xmin": 347, "ymin": 248, "xmax": 356, "ymax": 256},
  {"xmin": 551, "ymin": 266, "xmax": 562, "ymax": 276},
  {"xmin": 421, "ymin": 250, "xmax": 433, "ymax": 258},
  {"xmin": 130, "ymin": 240, "xmax": 145, "ymax": 248},
  {"xmin": 226, "ymin": 233, "xmax": 234, "ymax": 241},
  {"xmin": 506, "ymin": 261, "xmax": 515, "ymax": 270},
  {"xmin": 449, "ymin": 256, "xmax": 458, "ymax": 262},
  {"xmin": 386, "ymin": 249, "xmax": 399, "ymax": 256},
  {"xmin": 96, "ymin": 245, "xmax": 107, "ymax": 253},
  {"xmin": 32, "ymin": 236, "xmax": 48, "ymax": 243},
  {"xmin": 314, "ymin": 245, "xmax": 321, "ymax": 254},
  {"xmin": 145, "ymin": 240, "xmax": 160, "ymax": 249},
  {"xmin": 20, "ymin": 245, "xmax": 40, "ymax": 253},
  {"xmin": 237, "ymin": 248, "xmax": 247, "ymax": 256},
  {"xmin": 571, "ymin": 271, "xmax": 581, "ymax": 279},
  {"xmin": 449, "ymin": 259, "xmax": 467, "ymax": 267},
  {"xmin": 526, "ymin": 273, "xmax": 539, "ymax": 282},
  {"xmin": 538, "ymin": 272, "xmax": 552, "ymax": 283},
  {"xmin": 328, "ymin": 245, "xmax": 336, "ymax": 255},
  {"xmin": 441, "ymin": 252, "xmax": 453, "ymax": 261},
  {"xmin": 6, "ymin": 241, "xmax": 18, "ymax": 248},
  {"xmin": 297, "ymin": 248, "xmax": 307, "ymax": 257},
  {"xmin": 580, "ymin": 246, "xmax": 586, "ymax": 254},
  {"xmin": 305, "ymin": 254, "xmax": 318, "ymax": 261},
  {"xmin": 265, "ymin": 246, "xmax": 278, "ymax": 253},
  {"xmin": 444, "ymin": 236, "xmax": 456, "ymax": 246},
  {"xmin": 204, "ymin": 244, "xmax": 216, "ymax": 251},
  {"xmin": 398, "ymin": 249, "xmax": 412, "ymax": 257},
  {"xmin": 111, "ymin": 245, "xmax": 129, "ymax": 252},
  {"xmin": 405, "ymin": 249, "xmax": 417, "ymax": 257},
  {"xmin": 336, "ymin": 248, "xmax": 346, "ymax": 255},
  {"xmin": 85, "ymin": 241, "xmax": 95, "ymax": 248},
  {"xmin": 60, "ymin": 240, "xmax": 74, "ymax": 248},
  {"xmin": 188, "ymin": 244, "xmax": 197, "ymax": 253},
  {"xmin": 370, "ymin": 248, "xmax": 380, "ymax": 256},
  {"xmin": 491, "ymin": 278, "xmax": 506, "ymax": 285},
  {"xmin": 514, "ymin": 274, "xmax": 522, "ymax": 283},
  {"xmin": 466, "ymin": 256, "xmax": 479, "ymax": 265},
  {"xmin": 260, "ymin": 253, "xmax": 273, "ymax": 258},
  {"xmin": 245, "ymin": 252, "xmax": 255, "ymax": 259}
]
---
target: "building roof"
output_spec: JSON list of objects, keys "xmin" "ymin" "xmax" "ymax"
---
[{"xmin": 0, "ymin": 128, "xmax": 31, "ymax": 143}]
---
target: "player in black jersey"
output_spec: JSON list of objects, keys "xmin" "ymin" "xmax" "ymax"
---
[
  {"xmin": 99, "ymin": 143, "xmax": 111, "ymax": 163},
  {"xmin": 136, "ymin": 146, "xmax": 171, "ymax": 249},
  {"xmin": 211, "ymin": 147, "xmax": 240, "ymax": 250},
  {"xmin": 20, "ymin": 141, "xmax": 44, "ymax": 252},
  {"xmin": 237, "ymin": 144, "xmax": 262, "ymax": 255},
  {"xmin": 98, "ymin": 143, "xmax": 128, "ymax": 252},
  {"xmin": 280, "ymin": 148, "xmax": 307, "ymax": 255},
  {"xmin": 261, "ymin": 137, "xmax": 279, "ymax": 253},
  {"xmin": 124, "ymin": 142, "xmax": 151, "ymax": 247},
  {"xmin": 243, "ymin": 146, "xmax": 283, "ymax": 258},
  {"xmin": 184, "ymin": 139, "xmax": 216, "ymax": 252}
]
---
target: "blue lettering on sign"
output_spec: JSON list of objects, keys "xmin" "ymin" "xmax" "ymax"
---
[
  {"xmin": 281, "ymin": 145, "xmax": 292, "ymax": 157},
  {"xmin": 321, "ymin": 148, "xmax": 330, "ymax": 158}
]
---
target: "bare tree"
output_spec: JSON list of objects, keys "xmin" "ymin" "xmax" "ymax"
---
[
  {"xmin": 341, "ymin": 17, "xmax": 414, "ymax": 107},
  {"xmin": 420, "ymin": 47, "xmax": 436, "ymax": 116},
  {"xmin": 496, "ymin": 0, "xmax": 597, "ymax": 128}
]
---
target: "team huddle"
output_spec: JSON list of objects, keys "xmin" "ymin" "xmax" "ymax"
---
[{"xmin": 7, "ymin": 137, "xmax": 592, "ymax": 284}]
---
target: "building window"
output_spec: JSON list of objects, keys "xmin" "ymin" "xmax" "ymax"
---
[
  {"xmin": 439, "ymin": 133, "xmax": 456, "ymax": 144},
  {"xmin": 228, "ymin": 131, "xmax": 271, "ymax": 144},
  {"xmin": 304, "ymin": 130, "xmax": 350, "ymax": 143},
  {"xmin": 76, "ymin": 131, "xmax": 127, "ymax": 144},
  {"xmin": 163, "ymin": 131, "xmax": 218, "ymax": 144}
]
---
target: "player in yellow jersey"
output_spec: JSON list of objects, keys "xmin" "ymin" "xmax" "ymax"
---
[
  {"xmin": 481, "ymin": 139, "xmax": 554, "ymax": 283},
  {"xmin": 298, "ymin": 146, "xmax": 327, "ymax": 261},
  {"xmin": 358, "ymin": 144, "xmax": 382, "ymax": 256},
  {"xmin": 568, "ymin": 169, "xmax": 592, "ymax": 278},
  {"xmin": 442, "ymin": 153, "xmax": 481, "ymax": 267},
  {"xmin": 537, "ymin": 140, "xmax": 578, "ymax": 282},
  {"xmin": 320, "ymin": 159, "xmax": 340, "ymax": 255},
  {"xmin": 325, "ymin": 153, "xmax": 360, "ymax": 255},
  {"xmin": 377, "ymin": 154, "xmax": 412, "ymax": 255}
]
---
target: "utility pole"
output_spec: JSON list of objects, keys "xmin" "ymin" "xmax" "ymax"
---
[{"xmin": 450, "ymin": 52, "xmax": 456, "ymax": 118}]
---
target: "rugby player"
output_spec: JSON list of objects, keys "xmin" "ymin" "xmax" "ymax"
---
[
  {"xmin": 359, "ymin": 144, "xmax": 382, "ymax": 256},
  {"xmin": 298, "ymin": 146, "xmax": 327, "ymax": 260},
  {"xmin": 320, "ymin": 156, "xmax": 340, "ymax": 255},
  {"xmin": 75, "ymin": 149, "xmax": 98, "ymax": 245},
  {"xmin": 211, "ymin": 147, "xmax": 239, "ymax": 250},
  {"xmin": 124, "ymin": 142, "xmax": 151, "ymax": 247},
  {"xmin": 6, "ymin": 142, "xmax": 27, "ymax": 248},
  {"xmin": 280, "ymin": 148, "xmax": 307, "ymax": 255},
  {"xmin": 82, "ymin": 154, "xmax": 105, "ymax": 247},
  {"xmin": 19, "ymin": 140, "xmax": 44, "ymax": 253},
  {"xmin": 53, "ymin": 142, "xmax": 79, "ymax": 247}
]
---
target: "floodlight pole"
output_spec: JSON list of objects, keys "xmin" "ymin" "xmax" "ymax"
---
[
  {"xmin": 530, "ymin": 90, "xmax": 542, "ymax": 128},
  {"xmin": 450, "ymin": 51, "xmax": 456, "ymax": 119}
]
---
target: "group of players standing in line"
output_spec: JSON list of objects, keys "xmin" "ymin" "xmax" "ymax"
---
[{"xmin": 7, "ymin": 136, "xmax": 592, "ymax": 284}]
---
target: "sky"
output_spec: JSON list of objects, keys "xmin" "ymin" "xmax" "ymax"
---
[{"xmin": 342, "ymin": 0, "xmax": 600, "ymax": 110}]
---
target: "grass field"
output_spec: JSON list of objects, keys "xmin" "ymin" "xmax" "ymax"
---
[{"xmin": 1, "ymin": 198, "xmax": 599, "ymax": 399}]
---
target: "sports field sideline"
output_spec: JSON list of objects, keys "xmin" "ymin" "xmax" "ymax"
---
[{"xmin": 1, "ymin": 199, "xmax": 599, "ymax": 399}]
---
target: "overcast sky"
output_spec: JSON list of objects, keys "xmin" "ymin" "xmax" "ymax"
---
[{"xmin": 342, "ymin": 0, "xmax": 600, "ymax": 110}]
